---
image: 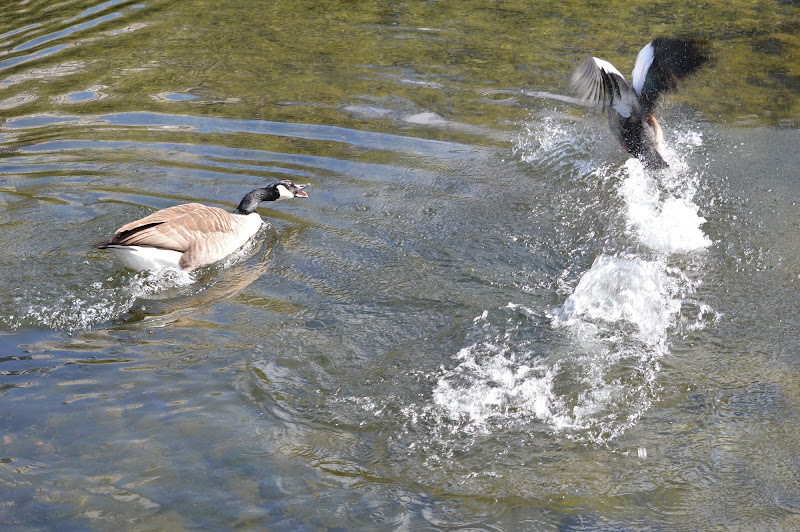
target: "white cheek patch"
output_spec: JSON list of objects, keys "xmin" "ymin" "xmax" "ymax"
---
[{"xmin": 276, "ymin": 184, "xmax": 294, "ymax": 199}]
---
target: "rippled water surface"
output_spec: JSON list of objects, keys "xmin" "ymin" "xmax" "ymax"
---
[{"xmin": 1, "ymin": 0, "xmax": 799, "ymax": 529}]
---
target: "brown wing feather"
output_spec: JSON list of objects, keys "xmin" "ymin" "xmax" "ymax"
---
[{"xmin": 106, "ymin": 204, "xmax": 239, "ymax": 252}]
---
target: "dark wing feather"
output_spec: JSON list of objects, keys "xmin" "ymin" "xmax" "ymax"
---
[
  {"xmin": 571, "ymin": 55, "xmax": 640, "ymax": 119},
  {"xmin": 635, "ymin": 38, "xmax": 708, "ymax": 110}
]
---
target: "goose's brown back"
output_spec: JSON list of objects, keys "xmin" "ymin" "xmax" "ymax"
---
[{"xmin": 106, "ymin": 203, "xmax": 263, "ymax": 270}]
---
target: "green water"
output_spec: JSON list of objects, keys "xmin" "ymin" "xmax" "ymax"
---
[{"xmin": 1, "ymin": 0, "xmax": 799, "ymax": 530}]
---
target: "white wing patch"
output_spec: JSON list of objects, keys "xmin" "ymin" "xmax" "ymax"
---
[
  {"xmin": 592, "ymin": 57, "xmax": 625, "ymax": 80},
  {"xmin": 631, "ymin": 41, "xmax": 655, "ymax": 96}
]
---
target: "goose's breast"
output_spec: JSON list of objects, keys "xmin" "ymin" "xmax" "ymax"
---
[{"xmin": 179, "ymin": 213, "xmax": 264, "ymax": 270}]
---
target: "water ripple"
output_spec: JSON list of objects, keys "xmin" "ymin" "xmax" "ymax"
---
[
  {"xmin": 5, "ymin": 111, "xmax": 473, "ymax": 157},
  {"xmin": 12, "ymin": 12, "xmax": 124, "ymax": 53},
  {"xmin": 0, "ymin": 44, "xmax": 70, "ymax": 71}
]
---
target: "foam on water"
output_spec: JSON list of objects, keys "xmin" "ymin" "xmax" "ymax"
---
[
  {"xmin": 620, "ymin": 158, "xmax": 710, "ymax": 254},
  {"xmin": 3, "ymin": 267, "xmax": 195, "ymax": 332},
  {"xmin": 427, "ymin": 115, "xmax": 715, "ymax": 443},
  {"xmin": 554, "ymin": 254, "xmax": 681, "ymax": 347}
]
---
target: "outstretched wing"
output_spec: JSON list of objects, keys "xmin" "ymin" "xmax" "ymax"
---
[
  {"xmin": 571, "ymin": 55, "xmax": 640, "ymax": 120},
  {"xmin": 631, "ymin": 38, "xmax": 708, "ymax": 110}
]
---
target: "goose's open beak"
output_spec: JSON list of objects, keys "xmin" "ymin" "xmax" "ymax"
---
[{"xmin": 296, "ymin": 184, "xmax": 309, "ymax": 198}]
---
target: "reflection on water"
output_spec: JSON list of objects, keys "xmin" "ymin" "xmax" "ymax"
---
[
  {"xmin": 4, "ymin": 110, "xmax": 473, "ymax": 157},
  {"xmin": 1, "ymin": 0, "xmax": 800, "ymax": 529}
]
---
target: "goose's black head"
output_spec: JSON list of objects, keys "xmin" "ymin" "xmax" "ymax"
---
[{"xmin": 234, "ymin": 180, "xmax": 309, "ymax": 214}]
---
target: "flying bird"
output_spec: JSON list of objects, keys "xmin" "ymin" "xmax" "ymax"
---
[{"xmin": 571, "ymin": 38, "xmax": 708, "ymax": 168}]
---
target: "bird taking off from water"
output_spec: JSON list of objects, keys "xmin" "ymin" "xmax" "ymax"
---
[{"xmin": 571, "ymin": 38, "xmax": 708, "ymax": 168}]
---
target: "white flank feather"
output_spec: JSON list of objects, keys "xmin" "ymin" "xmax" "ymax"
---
[{"xmin": 107, "ymin": 246, "xmax": 184, "ymax": 271}]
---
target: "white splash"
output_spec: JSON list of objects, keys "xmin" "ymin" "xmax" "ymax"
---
[
  {"xmin": 512, "ymin": 114, "xmax": 589, "ymax": 170},
  {"xmin": 554, "ymin": 254, "xmax": 681, "ymax": 347},
  {"xmin": 427, "ymin": 115, "xmax": 715, "ymax": 445},
  {"xmin": 432, "ymin": 341, "xmax": 557, "ymax": 429},
  {"xmin": 620, "ymin": 159, "xmax": 710, "ymax": 254},
  {"xmin": 6, "ymin": 267, "xmax": 195, "ymax": 332},
  {"xmin": 430, "ymin": 302, "xmax": 661, "ymax": 442}
]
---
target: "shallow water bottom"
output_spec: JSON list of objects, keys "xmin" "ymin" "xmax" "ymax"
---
[
  {"xmin": 2, "ymin": 123, "xmax": 800, "ymax": 530},
  {"xmin": 1, "ymin": 0, "xmax": 799, "ymax": 526}
]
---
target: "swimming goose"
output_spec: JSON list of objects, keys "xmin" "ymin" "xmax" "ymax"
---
[
  {"xmin": 571, "ymin": 37, "xmax": 708, "ymax": 168},
  {"xmin": 94, "ymin": 180, "xmax": 308, "ymax": 271}
]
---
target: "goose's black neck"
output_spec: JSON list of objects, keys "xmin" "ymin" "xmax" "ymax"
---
[{"xmin": 233, "ymin": 186, "xmax": 279, "ymax": 215}]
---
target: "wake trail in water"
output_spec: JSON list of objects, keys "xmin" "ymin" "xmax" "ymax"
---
[
  {"xmin": 0, "ymin": 229, "xmax": 271, "ymax": 332},
  {"xmin": 1, "ymin": 267, "xmax": 196, "ymax": 332},
  {"xmin": 431, "ymin": 112, "xmax": 717, "ymax": 444}
]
